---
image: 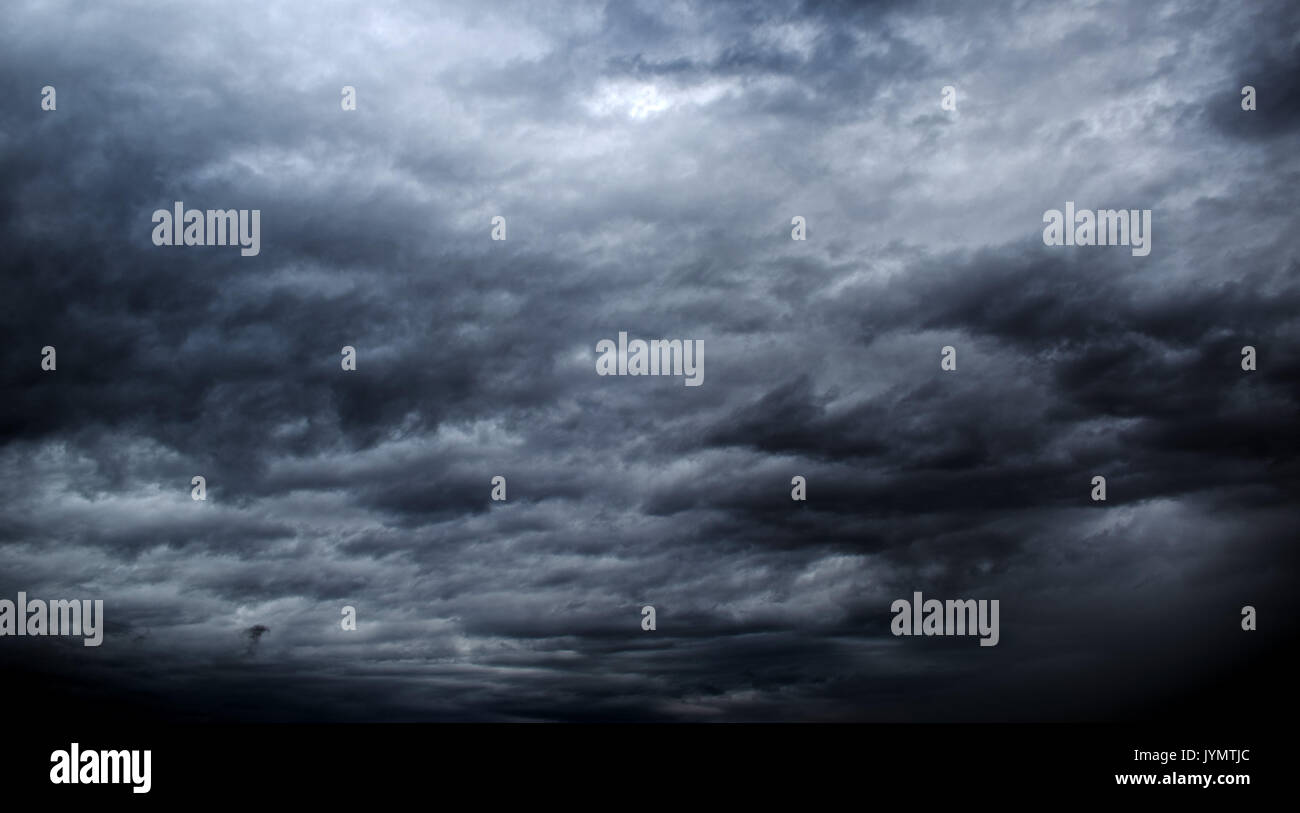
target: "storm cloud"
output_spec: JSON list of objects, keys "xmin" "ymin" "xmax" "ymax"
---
[{"xmin": 0, "ymin": 0, "xmax": 1295, "ymax": 722}]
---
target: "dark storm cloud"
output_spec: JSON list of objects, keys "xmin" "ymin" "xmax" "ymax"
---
[
  {"xmin": 242, "ymin": 624, "xmax": 270, "ymax": 656},
  {"xmin": 1202, "ymin": 0, "xmax": 1300, "ymax": 140},
  {"xmin": 0, "ymin": 0, "xmax": 1295, "ymax": 722}
]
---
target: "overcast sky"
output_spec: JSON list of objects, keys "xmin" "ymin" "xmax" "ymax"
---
[{"xmin": 1, "ymin": 0, "xmax": 1296, "ymax": 722}]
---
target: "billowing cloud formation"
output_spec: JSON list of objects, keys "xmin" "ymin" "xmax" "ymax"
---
[{"xmin": 0, "ymin": 0, "xmax": 1296, "ymax": 722}]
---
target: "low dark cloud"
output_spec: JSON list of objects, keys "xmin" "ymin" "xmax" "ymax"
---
[
  {"xmin": 0, "ymin": 0, "xmax": 1295, "ymax": 722},
  {"xmin": 242, "ymin": 624, "xmax": 270, "ymax": 656}
]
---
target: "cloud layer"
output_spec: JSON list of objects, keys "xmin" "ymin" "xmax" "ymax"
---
[{"xmin": 1, "ymin": 0, "xmax": 1296, "ymax": 721}]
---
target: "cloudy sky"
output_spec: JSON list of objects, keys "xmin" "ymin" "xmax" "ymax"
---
[{"xmin": 1, "ymin": 0, "xmax": 1296, "ymax": 723}]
